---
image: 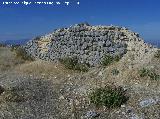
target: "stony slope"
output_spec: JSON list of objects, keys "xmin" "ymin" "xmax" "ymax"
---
[
  {"xmin": 0, "ymin": 46, "xmax": 159, "ymax": 119},
  {"xmin": 24, "ymin": 23, "xmax": 157, "ymax": 66},
  {"xmin": 0, "ymin": 23, "xmax": 159, "ymax": 119}
]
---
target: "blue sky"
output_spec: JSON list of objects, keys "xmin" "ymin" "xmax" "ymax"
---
[{"xmin": 0, "ymin": 0, "xmax": 160, "ymax": 42}]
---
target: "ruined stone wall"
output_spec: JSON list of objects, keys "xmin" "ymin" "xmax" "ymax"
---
[{"xmin": 24, "ymin": 23, "xmax": 148, "ymax": 66}]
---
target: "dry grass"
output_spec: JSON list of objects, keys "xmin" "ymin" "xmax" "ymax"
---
[
  {"xmin": 14, "ymin": 60, "xmax": 77, "ymax": 78},
  {"xmin": 0, "ymin": 47, "xmax": 24, "ymax": 71},
  {"xmin": 0, "ymin": 46, "xmax": 159, "ymax": 119}
]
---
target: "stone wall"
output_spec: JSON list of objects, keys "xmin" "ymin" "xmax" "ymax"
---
[{"xmin": 24, "ymin": 23, "xmax": 149, "ymax": 66}]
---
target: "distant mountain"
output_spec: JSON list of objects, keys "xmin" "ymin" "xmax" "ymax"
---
[
  {"xmin": 0, "ymin": 39, "xmax": 29, "ymax": 45},
  {"xmin": 145, "ymin": 40, "xmax": 160, "ymax": 48}
]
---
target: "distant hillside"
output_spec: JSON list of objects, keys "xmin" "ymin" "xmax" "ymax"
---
[
  {"xmin": 146, "ymin": 40, "xmax": 160, "ymax": 48},
  {"xmin": 0, "ymin": 39, "xmax": 29, "ymax": 45}
]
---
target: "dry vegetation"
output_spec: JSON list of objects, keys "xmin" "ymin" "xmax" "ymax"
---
[
  {"xmin": 0, "ymin": 47, "xmax": 23, "ymax": 71},
  {"xmin": 0, "ymin": 46, "xmax": 159, "ymax": 119},
  {"xmin": 14, "ymin": 60, "xmax": 77, "ymax": 79}
]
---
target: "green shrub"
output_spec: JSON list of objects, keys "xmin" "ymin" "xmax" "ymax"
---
[
  {"xmin": 154, "ymin": 50, "xmax": 160, "ymax": 58},
  {"xmin": 59, "ymin": 57, "xmax": 89, "ymax": 72},
  {"xmin": 59, "ymin": 57, "xmax": 78, "ymax": 69},
  {"xmin": 111, "ymin": 69, "xmax": 120, "ymax": 76},
  {"xmin": 139, "ymin": 68, "xmax": 150, "ymax": 77},
  {"xmin": 102, "ymin": 54, "xmax": 121, "ymax": 66},
  {"xmin": 148, "ymin": 72, "xmax": 160, "ymax": 80},
  {"xmin": 89, "ymin": 86, "xmax": 128, "ymax": 108},
  {"xmin": 114, "ymin": 55, "xmax": 121, "ymax": 62},
  {"xmin": 102, "ymin": 55, "xmax": 114, "ymax": 66},
  {"xmin": 14, "ymin": 47, "xmax": 34, "ymax": 61},
  {"xmin": 139, "ymin": 68, "xmax": 160, "ymax": 80},
  {"xmin": 74, "ymin": 63, "xmax": 89, "ymax": 72}
]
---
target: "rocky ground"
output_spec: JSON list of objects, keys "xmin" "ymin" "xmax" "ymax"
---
[{"xmin": 0, "ymin": 44, "xmax": 160, "ymax": 119}]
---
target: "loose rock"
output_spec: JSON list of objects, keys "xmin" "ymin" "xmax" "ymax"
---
[{"xmin": 85, "ymin": 110, "xmax": 100, "ymax": 118}]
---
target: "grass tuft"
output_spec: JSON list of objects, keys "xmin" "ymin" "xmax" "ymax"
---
[
  {"xmin": 111, "ymin": 69, "xmax": 120, "ymax": 76},
  {"xmin": 139, "ymin": 68, "xmax": 160, "ymax": 80},
  {"xmin": 102, "ymin": 54, "xmax": 121, "ymax": 66},
  {"xmin": 89, "ymin": 85, "xmax": 128, "ymax": 108},
  {"xmin": 59, "ymin": 57, "xmax": 89, "ymax": 72}
]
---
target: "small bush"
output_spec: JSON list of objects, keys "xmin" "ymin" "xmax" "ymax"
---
[
  {"xmin": 111, "ymin": 69, "xmax": 120, "ymax": 76},
  {"xmin": 114, "ymin": 55, "xmax": 121, "ymax": 62},
  {"xmin": 148, "ymin": 72, "xmax": 160, "ymax": 80},
  {"xmin": 89, "ymin": 86, "xmax": 128, "ymax": 108},
  {"xmin": 14, "ymin": 47, "xmax": 34, "ymax": 61},
  {"xmin": 59, "ymin": 57, "xmax": 89, "ymax": 72},
  {"xmin": 102, "ymin": 54, "xmax": 121, "ymax": 66},
  {"xmin": 139, "ymin": 68, "xmax": 150, "ymax": 77},
  {"xmin": 59, "ymin": 57, "xmax": 78, "ymax": 69},
  {"xmin": 154, "ymin": 50, "xmax": 160, "ymax": 58},
  {"xmin": 102, "ymin": 55, "xmax": 114, "ymax": 66},
  {"xmin": 74, "ymin": 63, "xmax": 89, "ymax": 72},
  {"xmin": 139, "ymin": 68, "xmax": 160, "ymax": 80}
]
